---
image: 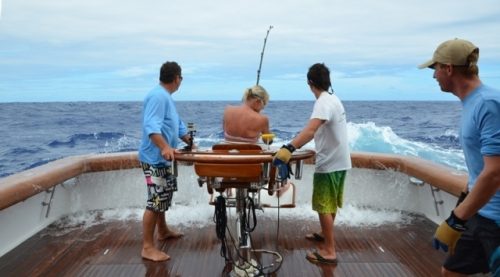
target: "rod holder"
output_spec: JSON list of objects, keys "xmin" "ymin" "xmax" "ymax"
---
[
  {"xmin": 41, "ymin": 187, "xmax": 56, "ymax": 218},
  {"xmin": 294, "ymin": 160, "xmax": 304, "ymax": 180},
  {"xmin": 262, "ymin": 162, "xmax": 270, "ymax": 181},
  {"xmin": 172, "ymin": 160, "xmax": 178, "ymax": 177},
  {"xmin": 429, "ymin": 184, "xmax": 444, "ymax": 216}
]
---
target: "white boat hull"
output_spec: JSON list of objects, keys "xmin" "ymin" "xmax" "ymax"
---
[{"xmin": 0, "ymin": 151, "xmax": 465, "ymax": 257}]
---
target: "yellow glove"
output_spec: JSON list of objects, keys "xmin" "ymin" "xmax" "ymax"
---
[
  {"xmin": 273, "ymin": 144, "xmax": 295, "ymax": 164},
  {"xmin": 273, "ymin": 144, "xmax": 295, "ymax": 180},
  {"xmin": 433, "ymin": 211, "xmax": 466, "ymax": 255}
]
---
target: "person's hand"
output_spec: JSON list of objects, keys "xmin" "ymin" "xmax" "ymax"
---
[
  {"xmin": 272, "ymin": 144, "xmax": 295, "ymax": 180},
  {"xmin": 161, "ymin": 146, "xmax": 176, "ymax": 160},
  {"xmin": 433, "ymin": 211, "xmax": 467, "ymax": 254},
  {"xmin": 274, "ymin": 147, "xmax": 292, "ymax": 164}
]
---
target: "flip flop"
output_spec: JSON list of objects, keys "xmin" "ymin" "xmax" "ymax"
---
[
  {"xmin": 306, "ymin": 251, "xmax": 337, "ymax": 265},
  {"xmin": 305, "ymin": 232, "xmax": 325, "ymax": 242}
]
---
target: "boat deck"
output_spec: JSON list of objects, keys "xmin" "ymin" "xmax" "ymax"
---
[{"xmin": 0, "ymin": 214, "xmax": 446, "ymax": 277}]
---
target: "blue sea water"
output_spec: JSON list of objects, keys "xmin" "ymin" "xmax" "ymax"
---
[{"xmin": 0, "ymin": 101, "xmax": 465, "ymax": 178}]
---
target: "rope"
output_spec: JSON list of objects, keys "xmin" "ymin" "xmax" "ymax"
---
[
  {"xmin": 214, "ymin": 195, "xmax": 230, "ymax": 260},
  {"xmin": 244, "ymin": 196, "xmax": 257, "ymax": 233}
]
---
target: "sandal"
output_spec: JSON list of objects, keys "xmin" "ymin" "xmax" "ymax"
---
[{"xmin": 305, "ymin": 232, "xmax": 324, "ymax": 242}]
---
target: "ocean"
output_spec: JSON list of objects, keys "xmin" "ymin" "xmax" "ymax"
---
[{"xmin": 0, "ymin": 101, "xmax": 465, "ymax": 179}]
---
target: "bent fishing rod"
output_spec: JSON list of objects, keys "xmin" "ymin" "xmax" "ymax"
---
[{"xmin": 256, "ymin": 25, "xmax": 273, "ymax": 85}]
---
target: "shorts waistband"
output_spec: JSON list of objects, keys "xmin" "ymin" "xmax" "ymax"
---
[{"xmin": 141, "ymin": 162, "xmax": 172, "ymax": 177}]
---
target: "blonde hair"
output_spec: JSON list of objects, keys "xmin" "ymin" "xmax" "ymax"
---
[
  {"xmin": 454, "ymin": 48, "xmax": 479, "ymax": 77},
  {"xmin": 242, "ymin": 85, "xmax": 269, "ymax": 106}
]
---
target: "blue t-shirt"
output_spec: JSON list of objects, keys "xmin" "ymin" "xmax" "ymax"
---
[
  {"xmin": 139, "ymin": 85, "xmax": 187, "ymax": 165},
  {"xmin": 460, "ymin": 84, "xmax": 500, "ymax": 221}
]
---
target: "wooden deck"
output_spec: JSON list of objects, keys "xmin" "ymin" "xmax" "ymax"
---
[{"xmin": 0, "ymin": 214, "xmax": 446, "ymax": 276}]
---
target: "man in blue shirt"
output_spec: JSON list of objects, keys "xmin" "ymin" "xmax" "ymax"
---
[
  {"xmin": 419, "ymin": 39, "xmax": 500, "ymax": 276},
  {"xmin": 139, "ymin": 61, "xmax": 192, "ymax": 262}
]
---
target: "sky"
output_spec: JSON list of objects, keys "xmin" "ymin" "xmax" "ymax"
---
[{"xmin": 1, "ymin": 0, "xmax": 500, "ymax": 102}]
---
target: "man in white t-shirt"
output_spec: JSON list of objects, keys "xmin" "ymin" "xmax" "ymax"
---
[{"xmin": 273, "ymin": 63, "xmax": 351, "ymax": 265}]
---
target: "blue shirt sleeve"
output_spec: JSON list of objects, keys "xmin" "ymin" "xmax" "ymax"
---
[
  {"xmin": 478, "ymin": 99, "xmax": 500, "ymax": 156},
  {"xmin": 143, "ymin": 93, "xmax": 166, "ymax": 136},
  {"xmin": 178, "ymin": 119, "xmax": 188, "ymax": 138}
]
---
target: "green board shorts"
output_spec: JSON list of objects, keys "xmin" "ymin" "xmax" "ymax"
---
[{"xmin": 312, "ymin": 170, "xmax": 347, "ymax": 214}]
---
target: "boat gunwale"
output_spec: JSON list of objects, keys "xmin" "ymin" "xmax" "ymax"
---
[{"xmin": 0, "ymin": 151, "xmax": 466, "ymax": 211}]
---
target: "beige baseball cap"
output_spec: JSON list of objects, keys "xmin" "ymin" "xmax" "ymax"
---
[{"xmin": 418, "ymin": 38, "xmax": 478, "ymax": 69}]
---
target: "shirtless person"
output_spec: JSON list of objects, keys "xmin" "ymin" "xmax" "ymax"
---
[
  {"xmin": 223, "ymin": 85, "xmax": 271, "ymax": 144},
  {"xmin": 223, "ymin": 85, "xmax": 293, "ymax": 197}
]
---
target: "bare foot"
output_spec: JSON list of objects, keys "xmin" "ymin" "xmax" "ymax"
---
[
  {"xmin": 141, "ymin": 247, "xmax": 170, "ymax": 262},
  {"xmin": 157, "ymin": 229, "xmax": 184, "ymax": 241},
  {"xmin": 277, "ymin": 182, "xmax": 292, "ymax": 198}
]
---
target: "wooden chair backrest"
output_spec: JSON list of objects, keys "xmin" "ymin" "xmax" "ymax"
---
[
  {"xmin": 194, "ymin": 143, "xmax": 269, "ymax": 191},
  {"xmin": 212, "ymin": 143, "xmax": 262, "ymax": 151},
  {"xmin": 194, "ymin": 163, "xmax": 262, "ymax": 179}
]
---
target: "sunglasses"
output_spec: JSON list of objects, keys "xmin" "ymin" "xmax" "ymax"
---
[{"xmin": 252, "ymin": 93, "xmax": 266, "ymax": 104}]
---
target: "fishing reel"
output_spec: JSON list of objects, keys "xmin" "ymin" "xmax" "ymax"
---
[{"xmin": 184, "ymin": 122, "xmax": 196, "ymax": 151}]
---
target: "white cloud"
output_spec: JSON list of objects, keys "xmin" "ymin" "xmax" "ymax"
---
[
  {"xmin": 113, "ymin": 66, "xmax": 152, "ymax": 78},
  {"xmin": 1, "ymin": 0, "xmax": 500, "ymax": 101}
]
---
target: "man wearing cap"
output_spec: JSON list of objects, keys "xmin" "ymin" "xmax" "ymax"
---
[{"xmin": 419, "ymin": 38, "xmax": 500, "ymax": 276}]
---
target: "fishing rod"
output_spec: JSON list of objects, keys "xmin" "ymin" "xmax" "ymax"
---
[{"xmin": 256, "ymin": 25, "xmax": 273, "ymax": 85}]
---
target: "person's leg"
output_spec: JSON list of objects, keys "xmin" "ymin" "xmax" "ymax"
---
[
  {"xmin": 317, "ymin": 212, "xmax": 337, "ymax": 259},
  {"xmin": 140, "ymin": 162, "xmax": 171, "ymax": 261},
  {"xmin": 307, "ymin": 171, "xmax": 347, "ymax": 263},
  {"xmin": 277, "ymin": 181, "xmax": 291, "ymax": 198},
  {"xmin": 142, "ymin": 209, "xmax": 169, "ymax": 261},
  {"xmin": 308, "ymin": 172, "xmax": 343, "ymax": 262},
  {"xmin": 156, "ymin": 211, "xmax": 183, "ymax": 240},
  {"xmin": 156, "ymin": 171, "xmax": 183, "ymax": 240}
]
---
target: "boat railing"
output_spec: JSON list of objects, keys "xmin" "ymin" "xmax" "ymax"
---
[{"xmin": 0, "ymin": 151, "xmax": 467, "ymax": 211}]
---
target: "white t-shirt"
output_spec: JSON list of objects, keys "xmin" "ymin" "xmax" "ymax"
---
[{"xmin": 310, "ymin": 92, "xmax": 351, "ymax": 173}]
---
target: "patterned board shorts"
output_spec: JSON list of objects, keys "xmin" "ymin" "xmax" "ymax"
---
[
  {"xmin": 141, "ymin": 162, "xmax": 178, "ymax": 213},
  {"xmin": 312, "ymin": 170, "xmax": 347, "ymax": 214}
]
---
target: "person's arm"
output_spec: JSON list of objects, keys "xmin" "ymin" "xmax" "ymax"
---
[
  {"xmin": 222, "ymin": 106, "xmax": 232, "ymax": 134},
  {"xmin": 290, "ymin": 118, "xmax": 325, "ymax": 149},
  {"xmin": 273, "ymin": 118, "xmax": 324, "ymax": 164},
  {"xmin": 261, "ymin": 115, "xmax": 271, "ymax": 134},
  {"xmin": 272, "ymin": 118, "xmax": 324, "ymax": 180},
  {"xmin": 454, "ymin": 155, "xmax": 500, "ymax": 220},
  {"xmin": 432, "ymin": 155, "xmax": 500, "ymax": 254},
  {"xmin": 149, "ymin": 133, "xmax": 175, "ymax": 161},
  {"xmin": 433, "ymin": 102, "xmax": 500, "ymax": 254},
  {"xmin": 260, "ymin": 116, "xmax": 273, "ymax": 144}
]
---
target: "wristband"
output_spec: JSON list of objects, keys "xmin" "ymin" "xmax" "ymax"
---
[
  {"xmin": 447, "ymin": 211, "xmax": 467, "ymax": 231},
  {"xmin": 283, "ymin": 143, "xmax": 296, "ymax": 153}
]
